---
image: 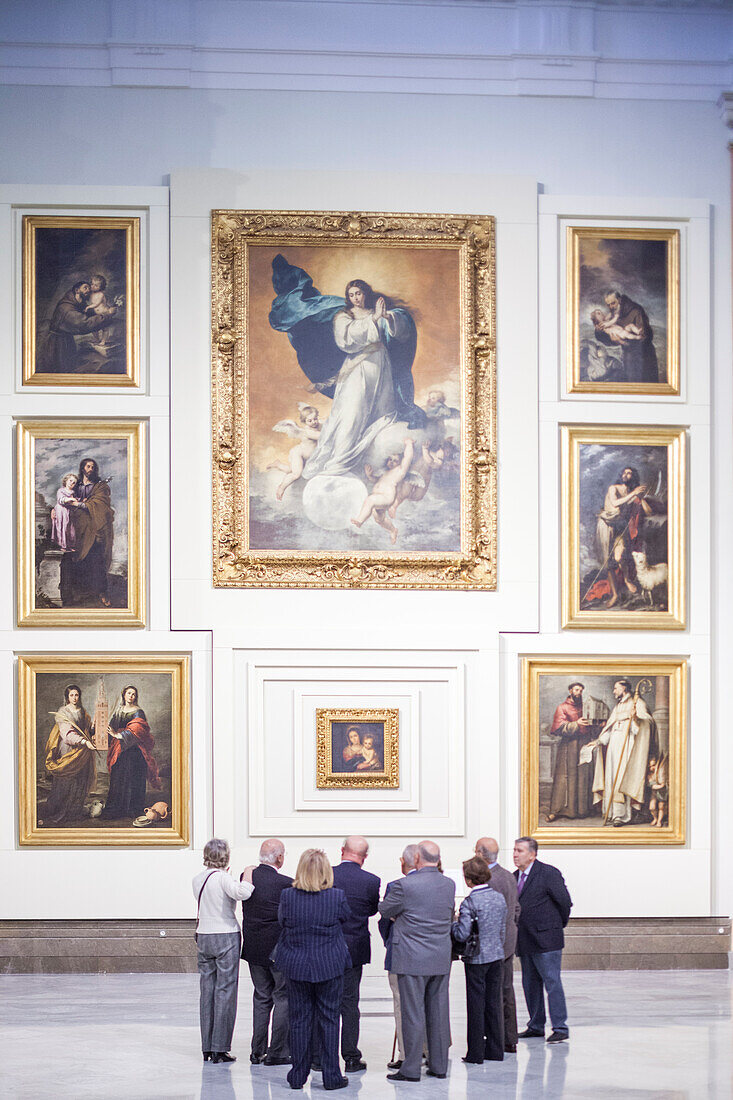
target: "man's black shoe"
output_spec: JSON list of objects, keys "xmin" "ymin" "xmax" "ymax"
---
[
  {"xmin": 504, "ymin": 1043, "xmax": 517, "ymax": 1053},
  {"xmin": 345, "ymin": 1060, "xmax": 367, "ymax": 1072},
  {"xmin": 518, "ymin": 1029, "xmax": 544, "ymax": 1038},
  {"xmin": 547, "ymin": 1031, "xmax": 569, "ymax": 1044},
  {"xmin": 264, "ymin": 1056, "xmax": 292, "ymax": 1065},
  {"xmin": 324, "ymin": 1078, "xmax": 349, "ymax": 1090},
  {"xmin": 211, "ymin": 1052, "xmax": 237, "ymax": 1064},
  {"xmin": 387, "ymin": 1071, "xmax": 421, "ymax": 1082},
  {"xmin": 426, "ymin": 1069, "xmax": 447, "ymax": 1078},
  {"xmin": 250, "ymin": 1054, "xmax": 264, "ymax": 1064},
  {"xmin": 387, "ymin": 1059, "xmax": 403, "ymax": 1070}
]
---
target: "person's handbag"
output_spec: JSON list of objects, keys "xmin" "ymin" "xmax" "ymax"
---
[
  {"xmin": 194, "ymin": 870, "xmax": 218, "ymax": 944},
  {"xmin": 451, "ymin": 898, "xmax": 481, "ymax": 961}
]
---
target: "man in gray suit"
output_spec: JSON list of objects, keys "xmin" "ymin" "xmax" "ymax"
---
[
  {"xmin": 476, "ymin": 836, "xmax": 521, "ymax": 1052},
  {"xmin": 378, "ymin": 840, "xmax": 455, "ymax": 1082}
]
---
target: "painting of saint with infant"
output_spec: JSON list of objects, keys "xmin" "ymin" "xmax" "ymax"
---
[{"xmin": 568, "ymin": 226, "xmax": 679, "ymax": 395}]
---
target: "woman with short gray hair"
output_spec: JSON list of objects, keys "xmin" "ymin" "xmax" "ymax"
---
[{"xmin": 193, "ymin": 837, "xmax": 256, "ymax": 1064}]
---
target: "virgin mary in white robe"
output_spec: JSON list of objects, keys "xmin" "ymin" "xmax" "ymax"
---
[{"xmin": 303, "ymin": 307, "xmax": 410, "ymax": 480}]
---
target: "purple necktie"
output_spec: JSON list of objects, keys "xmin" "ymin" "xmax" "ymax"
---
[{"xmin": 517, "ymin": 871, "xmax": 527, "ymax": 895}]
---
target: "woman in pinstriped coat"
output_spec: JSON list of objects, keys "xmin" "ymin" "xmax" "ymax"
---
[{"xmin": 276, "ymin": 849, "xmax": 352, "ymax": 1091}]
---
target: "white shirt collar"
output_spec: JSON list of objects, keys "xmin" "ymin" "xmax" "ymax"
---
[{"xmin": 470, "ymin": 884, "xmax": 491, "ymax": 893}]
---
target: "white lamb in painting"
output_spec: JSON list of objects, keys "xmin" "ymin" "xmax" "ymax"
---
[{"xmin": 631, "ymin": 551, "xmax": 668, "ymax": 606}]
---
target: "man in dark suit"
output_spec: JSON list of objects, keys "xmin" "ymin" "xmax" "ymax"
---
[
  {"xmin": 475, "ymin": 836, "xmax": 521, "ymax": 1052},
  {"xmin": 378, "ymin": 840, "xmax": 455, "ymax": 1082},
  {"xmin": 513, "ymin": 837, "xmax": 572, "ymax": 1044},
  {"xmin": 241, "ymin": 838, "xmax": 293, "ymax": 1065},
  {"xmin": 331, "ymin": 835, "xmax": 381, "ymax": 1073}
]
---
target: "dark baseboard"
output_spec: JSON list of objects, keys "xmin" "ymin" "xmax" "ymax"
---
[{"xmin": 0, "ymin": 916, "xmax": 729, "ymax": 974}]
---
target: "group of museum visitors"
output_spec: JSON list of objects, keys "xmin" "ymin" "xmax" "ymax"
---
[{"xmin": 192, "ymin": 832, "xmax": 572, "ymax": 1088}]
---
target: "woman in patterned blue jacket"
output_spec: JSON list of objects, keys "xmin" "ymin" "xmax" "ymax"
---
[
  {"xmin": 276, "ymin": 848, "xmax": 352, "ymax": 1091},
  {"xmin": 453, "ymin": 855, "xmax": 507, "ymax": 1063}
]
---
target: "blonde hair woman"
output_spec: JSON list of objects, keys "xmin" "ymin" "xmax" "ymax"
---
[
  {"xmin": 192, "ymin": 838, "xmax": 255, "ymax": 1065},
  {"xmin": 276, "ymin": 849, "xmax": 352, "ymax": 1090}
]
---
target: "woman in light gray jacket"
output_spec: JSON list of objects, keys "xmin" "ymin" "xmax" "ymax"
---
[
  {"xmin": 452, "ymin": 855, "xmax": 507, "ymax": 1063},
  {"xmin": 193, "ymin": 837, "xmax": 255, "ymax": 1065}
]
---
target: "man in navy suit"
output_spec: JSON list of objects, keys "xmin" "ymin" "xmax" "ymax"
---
[
  {"xmin": 241, "ymin": 838, "xmax": 293, "ymax": 1065},
  {"xmin": 513, "ymin": 837, "xmax": 573, "ymax": 1044},
  {"xmin": 331, "ymin": 835, "xmax": 381, "ymax": 1073}
]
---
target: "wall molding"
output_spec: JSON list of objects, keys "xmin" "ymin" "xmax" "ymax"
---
[{"xmin": 0, "ymin": 1, "xmax": 731, "ymax": 99}]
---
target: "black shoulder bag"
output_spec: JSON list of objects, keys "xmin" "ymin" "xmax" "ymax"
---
[{"xmin": 451, "ymin": 897, "xmax": 481, "ymax": 961}]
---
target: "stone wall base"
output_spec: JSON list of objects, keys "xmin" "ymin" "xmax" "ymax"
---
[{"xmin": 0, "ymin": 917, "xmax": 729, "ymax": 974}]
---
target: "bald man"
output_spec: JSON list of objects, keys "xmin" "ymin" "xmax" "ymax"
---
[
  {"xmin": 379, "ymin": 840, "xmax": 456, "ymax": 1082},
  {"xmin": 332, "ymin": 835, "xmax": 381, "ymax": 1072},
  {"xmin": 475, "ymin": 837, "xmax": 521, "ymax": 1052},
  {"xmin": 241, "ymin": 838, "xmax": 293, "ymax": 1064}
]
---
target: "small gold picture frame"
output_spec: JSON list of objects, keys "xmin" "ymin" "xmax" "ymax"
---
[
  {"xmin": 567, "ymin": 226, "xmax": 680, "ymax": 396},
  {"xmin": 23, "ymin": 215, "xmax": 140, "ymax": 387},
  {"xmin": 17, "ymin": 419, "xmax": 146, "ymax": 627},
  {"xmin": 316, "ymin": 708, "xmax": 399, "ymax": 789},
  {"xmin": 521, "ymin": 656, "xmax": 687, "ymax": 846},
  {"xmin": 561, "ymin": 424, "xmax": 686, "ymax": 630},
  {"xmin": 18, "ymin": 653, "xmax": 190, "ymax": 847}
]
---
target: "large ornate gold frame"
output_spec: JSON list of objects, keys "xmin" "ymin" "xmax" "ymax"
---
[
  {"xmin": 316, "ymin": 707, "xmax": 399, "ymax": 789},
  {"xmin": 17, "ymin": 419, "xmax": 146, "ymax": 627},
  {"xmin": 567, "ymin": 226, "xmax": 680, "ymax": 396},
  {"xmin": 23, "ymin": 215, "xmax": 140, "ymax": 387},
  {"xmin": 18, "ymin": 653, "xmax": 190, "ymax": 847},
  {"xmin": 211, "ymin": 209, "xmax": 496, "ymax": 589},
  {"xmin": 521, "ymin": 656, "xmax": 687, "ymax": 847},
  {"xmin": 561, "ymin": 424, "xmax": 686, "ymax": 630}
]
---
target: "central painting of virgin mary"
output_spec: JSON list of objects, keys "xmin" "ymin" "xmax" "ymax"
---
[{"xmin": 212, "ymin": 211, "xmax": 496, "ymax": 589}]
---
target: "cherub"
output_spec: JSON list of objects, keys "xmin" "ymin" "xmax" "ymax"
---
[
  {"xmin": 647, "ymin": 755, "xmax": 668, "ymax": 827},
  {"xmin": 424, "ymin": 388, "xmax": 459, "ymax": 421},
  {"xmin": 351, "ymin": 438, "xmax": 414, "ymax": 543},
  {"xmin": 590, "ymin": 307, "xmax": 643, "ymax": 344},
  {"xmin": 388, "ymin": 440, "xmax": 444, "ymax": 519},
  {"xmin": 355, "ymin": 735, "xmax": 382, "ymax": 771},
  {"xmin": 267, "ymin": 403, "xmax": 323, "ymax": 500}
]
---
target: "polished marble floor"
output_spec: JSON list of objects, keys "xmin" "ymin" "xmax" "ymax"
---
[{"xmin": 0, "ymin": 969, "xmax": 730, "ymax": 1099}]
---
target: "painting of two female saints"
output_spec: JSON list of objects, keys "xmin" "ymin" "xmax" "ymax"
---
[
  {"xmin": 538, "ymin": 674, "xmax": 671, "ymax": 831},
  {"xmin": 37, "ymin": 674, "xmax": 173, "ymax": 831},
  {"xmin": 247, "ymin": 246, "xmax": 462, "ymax": 552}
]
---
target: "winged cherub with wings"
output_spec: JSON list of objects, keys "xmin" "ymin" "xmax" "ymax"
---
[{"xmin": 267, "ymin": 403, "xmax": 324, "ymax": 500}]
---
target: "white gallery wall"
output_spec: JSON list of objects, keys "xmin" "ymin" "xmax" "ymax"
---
[{"xmin": 1, "ymin": 2, "xmax": 732, "ymax": 956}]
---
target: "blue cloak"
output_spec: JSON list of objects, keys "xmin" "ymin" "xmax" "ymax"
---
[{"xmin": 268, "ymin": 254, "xmax": 426, "ymax": 430}]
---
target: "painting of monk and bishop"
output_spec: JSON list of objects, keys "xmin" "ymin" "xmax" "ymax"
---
[
  {"xmin": 18, "ymin": 655, "xmax": 189, "ymax": 846},
  {"xmin": 23, "ymin": 215, "xmax": 139, "ymax": 386},
  {"xmin": 561, "ymin": 424, "xmax": 686, "ymax": 630},
  {"xmin": 17, "ymin": 420, "xmax": 145, "ymax": 627},
  {"xmin": 567, "ymin": 226, "xmax": 679, "ymax": 395},
  {"xmin": 521, "ymin": 658, "xmax": 686, "ymax": 846},
  {"xmin": 211, "ymin": 211, "xmax": 496, "ymax": 590},
  {"xmin": 316, "ymin": 708, "xmax": 399, "ymax": 789}
]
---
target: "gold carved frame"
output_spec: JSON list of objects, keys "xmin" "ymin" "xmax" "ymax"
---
[
  {"xmin": 18, "ymin": 653, "xmax": 190, "ymax": 847},
  {"xmin": 17, "ymin": 419, "xmax": 146, "ymax": 627},
  {"xmin": 561, "ymin": 424, "xmax": 686, "ymax": 630},
  {"xmin": 521, "ymin": 656, "xmax": 687, "ymax": 846},
  {"xmin": 567, "ymin": 226, "xmax": 680, "ymax": 396},
  {"xmin": 316, "ymin": 707, "xmax": 399, "ymax": 789},
  {"xmin": 211, "ymin": 209, "xmax": 496, "ymax": 589},
  {"xmin": 23, "ymin": 215, "xmax": 140, "ymax": 387}
]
